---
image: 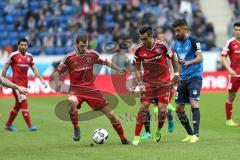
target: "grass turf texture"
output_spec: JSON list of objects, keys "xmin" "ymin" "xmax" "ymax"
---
[{"xmin": 1, "ymin": 93, "xmax": 240, "ymax": 160}]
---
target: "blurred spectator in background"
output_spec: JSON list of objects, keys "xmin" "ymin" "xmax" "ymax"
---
[{"xmin": 0, "ymin": 0, "xmax": 216, "ymax": 56}]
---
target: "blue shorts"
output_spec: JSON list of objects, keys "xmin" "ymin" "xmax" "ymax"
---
[{"xmin": 175, "ymin": 77, "xmax": 202, "ymax": 104}]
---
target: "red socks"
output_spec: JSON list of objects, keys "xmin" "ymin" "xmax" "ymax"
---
[
  {"xmin": 225, "ymin": 102, "xmax": 233, "ymax": 120},
  {"xmin": 112, "ymin": 121, "xmax": 125, "ymax": 140}
]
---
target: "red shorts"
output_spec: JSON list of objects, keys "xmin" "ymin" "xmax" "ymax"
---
[
  {"xmin": 140, "ymin": 84, "xmax": 171, "ymax": 104},
  {"xmin": 228, "ymin": 77, "xmax": 240, "ymax": 92},
  {"xmin": 12, "ymin": 89, "xmax": 28, "ymax": 109},
  {"xmin": 70, "ymin": 86, "xmax": 108, "ymax": 111}
]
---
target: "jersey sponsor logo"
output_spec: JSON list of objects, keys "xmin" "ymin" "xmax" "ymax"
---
[
  {"xmin": 18, "ymin": 59, "xmax": 22, "ymax": 62},
  {"xmin": 16, "ymin": 64, "xmax": 30, "ymax": 67},
  {"xmin": 143, "ymin": 55, "xmax": 162, "ymax": 62},
  {"xmin": 143, "ymin": 53, "xmax": 147, "ymax": 57},
  {"xmin": 74, "ymin": 66, "xmax": 92, "ymax": 72},
  {"xmin": 233, "ymin": 50, "xmax": 240, "ymax": 54}
]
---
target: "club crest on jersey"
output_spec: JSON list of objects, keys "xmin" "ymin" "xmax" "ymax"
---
[
  {"xmin": 234, "ymin": 45, "xmax": 238, "ymax": 48},
  {"xmin": 18, "ymin": 59, "xmax": 21, "ymax": 62},
  {"xmin": 155, "ymin": 48, "xmax": 161, "ymax": 53},
  {"xmin": 86, "ymin": 57, "xmax": 92, "ymax": 63},
  {"xmin": 27, "ymin": 57, "xmax": 31, "ymax": 63},
  {"xmin": 143, "ymin": 53, "xmax": 147, "ymax": 57}
]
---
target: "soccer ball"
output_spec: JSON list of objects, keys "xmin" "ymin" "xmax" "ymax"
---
[{"xmin": 92, "ymin": 128, "xmax": 109, "ymax": 144}]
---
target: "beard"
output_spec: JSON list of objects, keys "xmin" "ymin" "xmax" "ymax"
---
[{"xmin": 19, "ymin": 49, "xmax": 26, "ymax": 54}]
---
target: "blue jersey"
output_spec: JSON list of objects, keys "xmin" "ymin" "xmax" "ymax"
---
[{"xmin": 174, "ymin": 36, "xmax": 203, "ymax": 80}]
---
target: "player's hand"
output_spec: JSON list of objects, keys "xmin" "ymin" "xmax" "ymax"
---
[
  {"xmin": 119, "ymin": 68, "xmax": 129, "ymax": 74},
  {"xmin": 17, "ymin": 86, "xmax": 28, "ymax": 95},
  {"xmin": 171, "ymin": 75, "xmax": 180, "ymax": 84},
  {"xmin": 229, "ymin": 69, "xmax": 237, "ymax": 77},
  {"xmin": 41, "ymin": 81, "xmax": 48, "ymax": 88},
  {"xmin": 183, "ymin": 61, "xmax": 192, "ymax": 67},
  {"xmin": 178, "ymin": 59, "xmax": 185, "ymax": 64},
  {"xmin": 139, "ymin": 83, "xmax": 146, "ymax": 92}
]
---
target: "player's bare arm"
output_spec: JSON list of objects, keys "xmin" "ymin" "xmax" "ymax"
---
[
  {"xmin": 221, "ymin": 55, "xmax": 237, "ymax": 76},
  {"xmin": 171, "ymin": 53, "xmax": 180, "ymax": 83},
  {"xmin": 105, "ymin": 60, "xmax": 128, "ymax": 73},
  {"xmin": 182, "ymin": 52, "xmax": 203, "ymax": 67},
  {"xmin": 134, "ymin": 61, "xmax": 145, "ymax": 92},
  {"xmin": 0, "ymin": 76, "xmax": 28, "ymax": 95},
  {"xmin": 31, "ymin": 65, "xmax": 47, "ymax": 86},
  {"xmin": 2, "ymin": 62, "xmax": 10, "ymax": 78}
]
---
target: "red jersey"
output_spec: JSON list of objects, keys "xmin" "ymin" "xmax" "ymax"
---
[
  {"xmin": 58, "ymin": 49, "xmax": 107, "ymax": 88},
  {"xmin": 222, "ymin": 37, "xmax": 240, "ymax": 74},
  {"xmin": 7, "ymin": 51, "xmax": 34, "ymax": 87},
  {"xmin": 134, "ymin": 39, "xmax": 173, "ymax": 84}
]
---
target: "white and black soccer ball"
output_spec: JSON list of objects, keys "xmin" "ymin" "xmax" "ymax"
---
[{"xmin": 92, "ymin": 128, "xmax": 109, "ymax": 144}]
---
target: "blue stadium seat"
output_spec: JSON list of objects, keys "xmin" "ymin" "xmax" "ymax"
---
[
  {"xmin": 8, "ymin": 32, "xmax": 19, "ymax": 40},
  {"xmin": 55, "ymin": 47, "xmax": 66, "ymax": 55},
  {"xmin": 9, "ymin": 38, "xmax": 18, "ymax": 46},
  {"xmin": 0, "ymin": 32, "xmax": 8, "ymax": 40},
  {"xmin": 29, "ymin": 1, "xmax": 40, "ymax": 10},
  {"xmin": 39, "ymin": 0, "xmax": 48, "ymax": 7},
  {"xmin": 66, "ymin": 46, "xmax": 74, "ymax": 53},
  {"xmin": 19, "ymin": 31, "xmax": 28, "ymax": 38},
  {"xmin": 28, "ymin": 47, "xmax": 41, "ymax": 55},
  {"xmin": 0, "ymin": 24, "xmax": 5, "ymax": 32},
  {"xmin": 0, "ymin": 39, "xmax": 10, "ymax": 48},
  {"xmin": 45, "ymin": 47, "xmax": 55, "ymax": 55},
  {"xmin": 6, "ymin": 24, "xmax": 15, "ymax": 32}
]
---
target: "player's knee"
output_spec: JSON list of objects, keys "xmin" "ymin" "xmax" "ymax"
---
[
  {"xmin": 190, "ymin": 100, "xmax": 199, "ymax": 108},
  {"xmin": 67, "ymin": 96, "xmax": 78, "ymax": 108},
  {"xmin": 227, "ymin": 94, "xmax": 236, "ymax": 103},
  {"xmin": 176, "ymin": 105, "xmax": 184, "ymax": 112}
]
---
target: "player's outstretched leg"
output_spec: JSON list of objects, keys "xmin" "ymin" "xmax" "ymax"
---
[
  {"xmin": 225, "ymin": 92, "xmax": 238, "ymax": 126},
  {"xmin": 141, "ymin": 110, "xmax": 151, "ymax": 140},
  {"xmin": 20, "ymin": 100, "xmax": 37, "ymax": 131},
  {"xmin": 190, "ymin": 100, "xmax": 200, "ymax": 143},
  {"xmin": 5, "ymin": 103, "xmax": 21, "ymax": 132},
  {"xmin": 101, "ymin": 105, "xmax": 131, "ymax": 145},
  {"xmin": 167, "ymin": 107, "xmax": 176, "ymax": 133},
  {"xmin": 176, "ymin": 104, "xmax": 193, "ymax": 142},
  {"xmin": 68, "ymin": 96, "xmax": 80, "ymax": 141},
  {"xmin": 155, "ymin": 103, "xmax": 167, "ymax": 142},
  {"xmin": 133, "ymin": 103, "xmax": 149, "ymax": 145}
]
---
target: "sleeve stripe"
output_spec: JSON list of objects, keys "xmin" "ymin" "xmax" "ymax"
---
[{"xmin": 222, "ymin": 37, "xmax": 235, "ymax": 55}]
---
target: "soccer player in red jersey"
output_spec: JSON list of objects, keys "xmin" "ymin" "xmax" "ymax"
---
[
  {"xmin": 132, "ymin": 25, "xmax": 179, "ymax": 145},
  {"xmin": 221, "ymin": 22, "xmax": 240, "ymax": 126},
  {"xmin": 52, "ymin": 34, "xmax": 131, "ymax": 144},
  {"xmin": 2, "ymin": 38, "xmax": 46, "ymax": 132}
]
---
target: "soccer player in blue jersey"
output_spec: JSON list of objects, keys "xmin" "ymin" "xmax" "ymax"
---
[{"xmin": 172, "ymin": 19, "xmax": 203, "ymax": 143}]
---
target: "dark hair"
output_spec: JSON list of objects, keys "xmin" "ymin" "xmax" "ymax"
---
[
  {"xmin": 139, "ymin": 25, "xmax": 153, "ymax": 36},
  {"xmin": 75, "ymin": 34, "xmax": 88, "ymax": 43},
  {"xmin": 234, "ymin": 22, "xmax": 240, "ymax": 28},
  {"xmin": 18, "ymin": 38, "xmax": 28, "ymax": 45},
  {"xmin": 172, "ymin": 19, "xmax": 188, "ymax": 28}
]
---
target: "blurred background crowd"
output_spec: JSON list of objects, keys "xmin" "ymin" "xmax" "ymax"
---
[{"xmin": 0, "ymin": 0, "xmax": 217, "ymax": 56}]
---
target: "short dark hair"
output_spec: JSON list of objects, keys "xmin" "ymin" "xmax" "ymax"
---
[
  {"xmin": 172, "ymin": 19, "xmax": 188, "ymax": 28},
  {"xmin": 75, "ymin": 34, "xmax": 88, "ymax": 43},
  {"xmin": 18, "ymin": 38, "xmax": 28, "ymax": 45},
  {"xmin": 139, "ymin": 25, "xmax": 153, "ymax": 36},
  {"xmin": 234, "ymin": 22, "xmax": 240, "ymax": 28}
]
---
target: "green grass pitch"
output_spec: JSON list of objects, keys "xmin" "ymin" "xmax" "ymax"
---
[{"xmin": 1, "ymin": 93, "xmax": 240, "ymax": 160}]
